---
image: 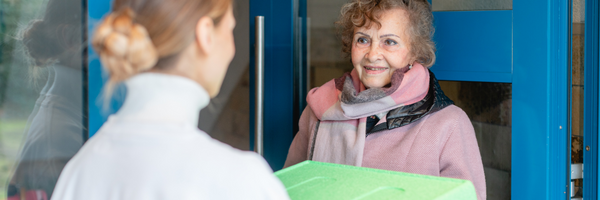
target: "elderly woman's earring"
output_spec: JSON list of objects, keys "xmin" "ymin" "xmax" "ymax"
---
[{"xmin": 408, "ymin": 64, "xmax": 413, "ymax": 69}]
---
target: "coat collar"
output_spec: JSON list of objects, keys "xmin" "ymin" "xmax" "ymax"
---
[{"xmin": 367, "ymin": 70, "xmax": 455, "ymax": 135}]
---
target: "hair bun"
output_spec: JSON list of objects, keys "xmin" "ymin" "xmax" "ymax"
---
[
  {"xmin": 23, "ymin": 20, "xmax": 61, "ymax": 66},
  {"xmin": 92, "ymin": 8, "xmax": 158, "ymax": 82}
]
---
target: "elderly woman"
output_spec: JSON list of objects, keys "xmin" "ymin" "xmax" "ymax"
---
[{"xmin": 284, "ymin": 0, "xmax": 486, "ymax": 199}]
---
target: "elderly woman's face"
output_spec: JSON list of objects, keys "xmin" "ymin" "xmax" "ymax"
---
[{"xmin": 351, "ymin": 8, "xmax": 412, "ymax": 88}]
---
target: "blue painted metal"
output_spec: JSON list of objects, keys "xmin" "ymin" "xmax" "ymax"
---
[
  {"xmin": 300, "ymin": 0, "xmax": 307, "ymax": 110},
  {"xmin": 430, "ymin": 71, "xmax": 511, "ymax": 83},
  {"xmin": 513, "ymin": 0, "xmax": 569, "ymax": 199},
  {"xmin": 567, "ymin": 0, "xmax": 574, "ymax": 197},
  {"xmin": 292, "ymin": 0, "xmax": 307, "ymax": 135},
  {"xmin": 250, "ymin": 0, "xmax": 296, "ymax": 170},
  {"xmin": 81, "ymin": 0, "xmax": 89, "ymax": 142},
  {"xmin": 584, "ymin": 0, "xmax": 599, "ymax": 198},
  {"xmin": 432, "ymin": 1, "xmax": 570, "ymax": 197},
  {"xmin": 88, "ymin": 0, "xmax": 126, "ymax": 138},
  {"xmin": 294, "ymin": 0, "xmax": 308, "ymax": 135},
  {"xmin": 431, "ymin": 11, "xmax": 512, "ymax": 83}
]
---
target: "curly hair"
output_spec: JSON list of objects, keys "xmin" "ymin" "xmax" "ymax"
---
[{"xmin": 336, "ymin": 0, "xmax": 436, "ymax": 67}]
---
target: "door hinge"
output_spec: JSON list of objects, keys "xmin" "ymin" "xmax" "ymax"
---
[{"xmin": 571, "ymin": 163, "xmax": 583, "ymax": 199}]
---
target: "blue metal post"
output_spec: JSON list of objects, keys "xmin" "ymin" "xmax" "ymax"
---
[
  {"xmin": 513, "ymin": 0, "xmax": 569, "ymax": 199},
  {"xmin": 88, "ymin": 0, "xmax": 125, "ymax": 138},
  {"xmin": 584, "ymin": 0, "xmax": 599, "ymax": 198}
]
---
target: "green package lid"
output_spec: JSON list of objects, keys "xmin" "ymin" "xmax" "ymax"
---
[{"xmin": 275, "ymin": 161, "xmax": 476, "ymax": 200}]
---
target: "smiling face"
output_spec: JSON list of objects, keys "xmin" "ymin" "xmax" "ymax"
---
[{"xmin": 351, "ymin": 8, "xmax": 413, "ymax": 89}]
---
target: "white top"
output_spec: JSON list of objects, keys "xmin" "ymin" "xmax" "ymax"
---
[
  {"xmin": 10, "ymin": 64, "xmax": 85, "ymax": 197},
  {"xmin": 20, "ymin": 65, "xmax": 84, "ymax": 161},
  {"xmin": 51, "ymin": 73, "xmax": 290, "ymax": 200}
]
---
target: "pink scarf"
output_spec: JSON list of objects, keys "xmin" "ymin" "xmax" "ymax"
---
[{"xmin": 306, "ymin": 63, "xmax": 430, "ymax": 166}]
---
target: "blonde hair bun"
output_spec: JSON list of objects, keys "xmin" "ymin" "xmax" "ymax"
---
[{"xmin": 92, "ymin": 8, "xmax": 158, "ymax": 82}]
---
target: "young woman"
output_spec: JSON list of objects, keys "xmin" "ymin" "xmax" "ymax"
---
[{"xmin": 51, "ymin": 0, "xmax": 289, "ymax": 199}]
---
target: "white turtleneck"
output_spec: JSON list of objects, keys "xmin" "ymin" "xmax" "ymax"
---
[
  {"xmin": 51, "ymin": 73, "xmax": 289, "ymax": 200},
  {"xmin": 115, "ymin": 73, "xmax": 209, "ymax": 126}
]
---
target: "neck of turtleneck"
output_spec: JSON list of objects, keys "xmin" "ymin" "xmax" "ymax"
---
[{"xmin": 113, "ymin": 73, "xmax": 209, "ymax": 127}]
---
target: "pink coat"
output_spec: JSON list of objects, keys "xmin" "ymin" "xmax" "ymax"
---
[{"xmin": 284, "ymin": 104, "xmax": 487, "ymax": 200}]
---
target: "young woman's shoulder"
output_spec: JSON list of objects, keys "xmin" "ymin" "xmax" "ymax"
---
[{"xmin": 183, "ymin": 131, "xmax": 290, "ymax": 199}]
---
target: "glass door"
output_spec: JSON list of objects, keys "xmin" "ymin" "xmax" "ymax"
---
[
  {"xmin": 304, "ymin": 0, "xmax": 570, "ymax": 199},
  {"xmin": 0, "ymin": 0, "xmax": 88, "ymax": 199},
  {"xmin": 249, "ymin": 0, "xmax": 300, "ymax": 170},
  {"xmin": 431, "ymin": 1, "xmax": 514, "ymax": 200}
]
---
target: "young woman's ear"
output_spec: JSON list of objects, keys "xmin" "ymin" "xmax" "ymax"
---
[{"xmin": 195, "ymin": 16, "xmax": 214, "ymax": 56}]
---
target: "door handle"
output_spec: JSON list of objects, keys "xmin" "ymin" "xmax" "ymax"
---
[{"xmin": 255, "ymin": 16, "xmax": 264, "ymax": 156}]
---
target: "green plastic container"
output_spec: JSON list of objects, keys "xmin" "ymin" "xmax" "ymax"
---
[{"xmin": 275, "ymin": 161, "xmax": 477, "ymax": 200}]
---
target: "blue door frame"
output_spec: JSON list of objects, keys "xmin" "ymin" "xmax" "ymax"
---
[
  {"xmin": 584, "ymin": 0, "xmax": 599, "ymax": 198},
  {"xmin": 87, "ymin": 0, "xmax": 597, "ymax": 198},
  {"xmin": 87, "ymin": 0, "xmax": 117, "ymax": 137},
  {"xmin": 428, "ymin": 0, "xmax": 570, "ymax": 199},
  {"xmin": 248, "ymin": 0, "xmax": 573, "ymax": 197}
]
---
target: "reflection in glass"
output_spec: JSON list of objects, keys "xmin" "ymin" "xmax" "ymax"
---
[
  {"xmin": 432, "ymin": 0, "xmax": 512, "ymax": 11},
  {"xmin": 0, "ymin": 0, "xmax": 86, "ymax": 199},
  {"xmin": 439, "ymin": 81, "xmax": 512, "ymax": 200}
]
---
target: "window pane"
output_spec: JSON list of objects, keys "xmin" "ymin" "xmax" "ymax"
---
[
  {"xmin": 439, "ymin": 81, "xmax": 512, "ymax": 200},
  {"xmin": 307, "ymin": 0, "xmax": 352, "ymax": 89},
  {"xmin": 0, "ymin": 0, "xmax": 86, "ymax": 199},
  {"xmin": 432, "ymin": 0, "xmax": 512, "ymax": 11}
]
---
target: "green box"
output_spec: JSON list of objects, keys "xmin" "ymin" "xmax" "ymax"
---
[{"xmin": 275, "ymin": 161, "xmax": 476, "ymax": 200}]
